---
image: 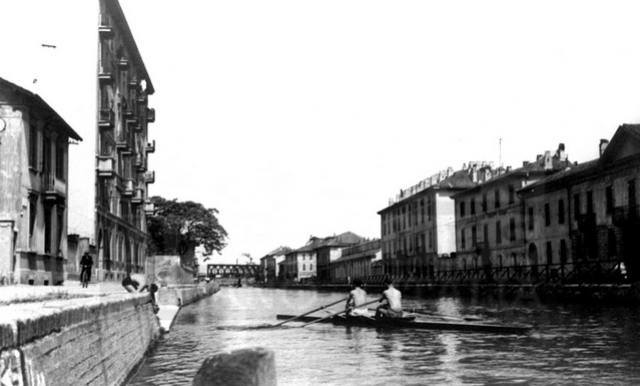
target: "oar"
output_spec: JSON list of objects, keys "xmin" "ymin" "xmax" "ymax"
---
[
  {"xmin": 272, "ymin": 297, "xmax": 349, "ymax": 327},
  {"xmin": 409, "ymin": 309, "xmax": 483, "ymax": 322},
  {"xmin": 300, "ymin": 299, "xmax": 380, "ymax": 327}
]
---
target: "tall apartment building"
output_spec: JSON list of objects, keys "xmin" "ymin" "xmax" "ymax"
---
[
  {"xmin": 453, "ymin": 145, "xmax": 570, "ymax": 274},
  {"xmin": 378, "ymin": 165, "xmax": 492, "ymax": 278},
  {"xmin": 519, "ymin": 125, "xmax": 640, "ymax": 281},
  {"xmin": 0, "ymin": 78, "xmax": 82, "ymax": 285},
  {"xmin": 0, "ymin": 0, "xmax": 156, "ymax": 282}
]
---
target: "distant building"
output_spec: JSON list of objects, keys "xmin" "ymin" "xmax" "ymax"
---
[
  {"xmin": 453, "ymin": 145, "xmax": 571, "ymax": 276},
  {"xmin": 284, "ymin": 232, "xmax": 364, "ymax": 282},
  {"xmin": 0, "ymin": 77, "xmax": 82, "ymax": 285},
  {"xmin": 260, "ymin": 246, "xmax": 291, "ymax": 283},
  {"xmin": 519, "ymin": 126, "xmax": 640, "ymax": 282},
  {"xmin": 330, "ymin": 239, "xmax": 381, "ymax": 283},
  {"xmin": 377, "ymin": 164, "xmax": 493, "ymax": 278}
]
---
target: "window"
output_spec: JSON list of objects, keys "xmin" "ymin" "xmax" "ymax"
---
[
  {"xmin": 420, "ymin": 200, "xmax": 425, "ymax": 223},
  {"xmin": 55, "ymin": 142, "xmax": 65, "ymax": 180},
  {"xmin": 44, "ymin": 206, "xmax": 52, "ymax": 254},
  {"xmin": 29, "ymin": 124, "xmax": 38, "ymax": 168},
  {"xmin": 574, "ymin": 193, "xmax": 580, "ymax": 219},
  {"xmin": 482, "ymin": 193, "xmax": 487, "ymax": 212},
  {"xmin": 560, "ymin": 239, "xmax": 567, "ymax": 263},
  {"xmin": 303, "ymin": 264, "xmax": 306, "ymax": 271},
  {"xmin": 483, "ymin": 224, "xmax": 489, "ymax": 246},
  {"xmin": 461, "ymin": 228, "xmax": 466, "ymax": 249},
  {"xmin": 472, "ymin": 226, "xmax": 477, "ymax": 246},
  {"xmin": 429, "ymin": 229, "xmax": 434, "ymax": 248},
  {"xmin": 606, "ymin": 185, "xmax": 614, "ymax": 214},
  {"xmin": 608, "ymin": 229, "xmax": 617, "ymax": 257},
  {"xmin": 509, "ymin": 218, "xmax": 516, "ymax": 241},
  {"xmin": 587, "ymin": 191, "xmax": 594, "ymax": 214},
  {"xmin": 545, "ymin": 203, "xmax": 551, "ymax": 227},
  {"xmin": 546, "ymin": 241, "xmax": 553, "ymax": 265},
  {"xmin": 629, "ymin": 180, "xmax": 637, "ymax": 208},
  {"xmin": 460, "ymin": 202, "xmax": 466, "ymax": 217},
  {"xmin": 508, "ymin": 185, "xmax": 515, "ymax": 204},
  {"xmin": 470, "ymin": 199, "xmax": 476, "ymax": 215},
  {"xmin": 528, "ymin": 207, "xmax": 534, "ymax": 230},
  {"xmin": 495, "ymin": 189, "xmax": 500, "ymax": 209},
  {"xmin": 29, "ymin": 197, "xmax": 37, "ymax": 238},
  {"xmin": 558, "ymin": 199, "xmax": 565, "ymax": 224},
  {"xmin": 42, "ymin": 135, "xmax": 52, "ymax": 175},
  {"xmin": 496, "ymin": 221, "xmax": 502, "ymax": 245},
  {"xmin": 427, "ymin": 197, "xmax": 432, "ymax": 222},
  {"xmin": 310, "ymin": 264, "xmax": 313, "ymax": 271}
]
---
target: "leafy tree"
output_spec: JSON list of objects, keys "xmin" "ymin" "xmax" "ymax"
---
[{"xmin": 147, "ymin": 196, "xmax": 228, "ymax": 258}]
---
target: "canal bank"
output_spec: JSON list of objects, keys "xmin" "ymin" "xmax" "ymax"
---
[
  {"xmin": 269, "ymin": 281, "xmax": 640, "ymax": 304},
  {"xmin": 0, "ymin": 280, "xmax": 219, "ymax": 386}
]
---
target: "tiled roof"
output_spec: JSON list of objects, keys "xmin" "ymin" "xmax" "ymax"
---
[{"xmin": 518, "ymin": 159, "xmax": 599, "ymax": 196}]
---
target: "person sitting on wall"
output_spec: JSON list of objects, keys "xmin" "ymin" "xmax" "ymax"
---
[{"xmin": 122, "ymin": 272, "xmax": 159, "ymax": 312}]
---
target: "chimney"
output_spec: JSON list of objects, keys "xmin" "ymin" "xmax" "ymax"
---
[
  {"xmin": 471, "ymin": 166, "xmax": 478, "ymax": 183},
  {"xmin": 506, "ymin": 166, "xmax": 512, "ymax": 172},
  {"xmin": 556, "ymin": 143, "xmax": 567, "ymax": 161},
  {"xmin": 536, "ymin": 154, "xmax": 543, "ymax": 161},
  {"xmin": 523, "ymin": 161, "xmax": 530, "ymax": 167},
  {"xmin": 544, "ymin": 151, "xmax": 552, "ymax": 170},
  {"xmin": 600, "ymin": 139, "xmax": 609, "ymax": 157}
]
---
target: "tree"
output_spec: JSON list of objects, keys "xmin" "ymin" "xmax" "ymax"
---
[{"xmin": 147, "ymin": 196, "xmax": 228, "ymax": 258}]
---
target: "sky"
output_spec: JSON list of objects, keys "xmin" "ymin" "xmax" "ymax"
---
[
  {"xmin": 113, "ymin": 0, "xmax": 640, "ymax": 264},
  {"xmin": 6, "ymin": 0, "xmax": 639, "ymax": 265}
]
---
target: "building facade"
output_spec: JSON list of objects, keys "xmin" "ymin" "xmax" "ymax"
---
[
  {"xmin": 0, "ymin": 78, "xmax": 82, "ymax": 285},
  {"xmin": 260, "ymin": 246, "xmax": 291, "ymax": 283},
  {"xmin": 0, "ymin": 0, "xmax": 157, "ymax": 283},
  {"xmin": 453, "ymin": 145, "xmax": 570, "ymax": 277},
  {"xmin": 377, "ymin": 165, "xmax": 492, "ymax": 279},
  {"xmin": 520, "ymin": 126, "xmax": 640, "ymax": 283},
  {"xmin": 330, "ymin": 239, "xmax": 381, "ymax": 283},
  {"xmin": 315, "ymin": 232, "xmax": 364, "ymax": 282}
]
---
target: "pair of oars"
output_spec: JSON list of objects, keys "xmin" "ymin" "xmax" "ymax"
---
[
  {"xmin": 273, "ymin": 297, "xmax": 380, "ymax": 328},
  {"xmin": 363, "ymin": 308, "xmax": 482, "ymax": 322}
]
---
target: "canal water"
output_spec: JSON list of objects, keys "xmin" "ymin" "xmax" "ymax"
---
[{"xmin": 127, "ymin": 287, "xmax": 640, "ymax": 386}]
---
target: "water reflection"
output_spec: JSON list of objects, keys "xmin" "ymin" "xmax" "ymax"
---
[{"xmin": 127, "ymin": 287, "xmax": 640, "ymax": 386}]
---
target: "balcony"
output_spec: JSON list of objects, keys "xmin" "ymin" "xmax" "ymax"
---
[
  {"xmin": 147, "ymin": 108, "xmax": 155, "ymax": 123},
  {"xmin": 98, "ymin": 60, "xmax": 114, "ymax": 83},
  {"xmin": 98, "ymin": 109, "xmax": 114, "ymax": 129},
  {"xmin": 145, "ymin": 140, "xmax": 155, "ymax": 153},
  {"xmin": 130, "ymin": 122, "xmax": 142, "ymax": 132},
  {"xmin": 131, "ymin": 188, "xmax": 144, "ymax": 205},
  {"xmin": 117, "ymin": 57, "xmax": 129, "ymax": 69},
  {"xmin": 97, "ymin": 156, "xmax": 115, "ymax": 178},
  {"xmin": 577, "ymin": 213, "xmax": 597, "ymax": 231},
  {"xmin": 137, "ymin": 93, "xmax": 147, "ymax": 104},
  {"xmin": 98, "ymin": 15, "xmax": 114, "ymax": 39},
  {"xmin": 144, "ymin": 200, "xmax": 155, "ymax": 216},
  {"xmin": 115, "ymin": 130, "xmax": 131, "ymax": 154},
  {"xmin": 613, "ymin": 205, "xmax": 640, "ymax": 225},
  {"xmin": 135, "ymin": 154, "xmax": 147, "ymax": 172},
  {"xmin": 42, "ymin": 173, "xmax": 66, "ymax": 201},
  {"xmin": 123, "ymin": 179, "xmax": 135, "ymax": 196},
  {"xmin": 144, "ymin": 171, "xmax": 155, "ymax": 184},
  {"xmin": 128, "ymin": 76, "xmax": 139, "ymax": 88}
]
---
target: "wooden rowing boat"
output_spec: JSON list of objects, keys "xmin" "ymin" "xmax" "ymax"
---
[{"xmin": 275, "ymin": 314, "xmax": 531, "ymax": 334}]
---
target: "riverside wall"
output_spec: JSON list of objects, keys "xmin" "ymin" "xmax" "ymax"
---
[
  {"xmin": 157, "ymin": 281, "xmax": 220, "ymax": 307},
  {"xmin": 0, "ymin": 293, "xmax": 160, "ymax": 386}
]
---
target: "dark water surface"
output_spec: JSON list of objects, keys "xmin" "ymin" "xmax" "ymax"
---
[{"xmin": 127, "ymin": 287, "xmax": 640, "ymax": 386}]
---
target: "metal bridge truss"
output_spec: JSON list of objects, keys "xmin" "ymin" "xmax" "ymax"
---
[{"xmin": 207, "ymin": 264, "xmax": 259, "ymax": 278}]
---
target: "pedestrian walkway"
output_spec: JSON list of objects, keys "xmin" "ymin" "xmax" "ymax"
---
[{"xmin": 0, "ymin": 280, "xmax": 129, "ymax": 306}]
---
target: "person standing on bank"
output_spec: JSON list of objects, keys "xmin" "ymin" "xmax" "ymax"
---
[
  {"xmin": 79, "ymin": 252, "xmax": 93, "ymax": 288},
  {"xmin": 375, "ymin": 278, "xmax": 403, "ymax": 318},
  {"xmin": 345, "ymin": 278, "xmax": 369, "ymax": 317}
]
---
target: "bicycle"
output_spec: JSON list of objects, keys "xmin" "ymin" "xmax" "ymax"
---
[{"xmin": 80, "ymin": 267, "xmax": 91, "ymax": 288}]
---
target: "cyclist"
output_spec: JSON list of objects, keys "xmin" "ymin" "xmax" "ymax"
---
[{"xmin": 80, "ymin": 252, "xmax": 93, "ymax": 288}]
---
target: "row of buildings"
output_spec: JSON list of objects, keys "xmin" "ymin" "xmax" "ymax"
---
[
  {"xmin": 261, "ymin": 125, "xmax": 640, "ymax": 285},
  {"xmin": 0, "ymin": 0, "xmax": 157, "ymax": 285}
]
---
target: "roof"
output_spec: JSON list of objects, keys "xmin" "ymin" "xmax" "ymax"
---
[
  {"xmin": 107, "ymin": 0, "xmax": 155, "ymax": 95},
  {"xmin": 288, "ymin": 232, "xmax": 364, "ymax": 254},
  {"xmin": 379, "ymin": 169, "xmax": 477, "ymax": 214},
  {"xmin": 454, "ymin": 151, "xmax": 571, "ymax": 199},
  {"xmin": 0, "ymin": 77, "xmax": 82, "ymax": 141}
]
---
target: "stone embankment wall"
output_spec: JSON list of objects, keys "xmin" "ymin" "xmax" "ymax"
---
[
  {"xmin": 157, "ymin": 281, "xmax": 219, "ymax": 307},
  {"xmin": 0, "ymin": 293, "xmax": 160, "ymax": 386}
]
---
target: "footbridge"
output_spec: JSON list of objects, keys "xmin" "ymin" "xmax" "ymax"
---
[{"xmin": 207, "ymin": 264, "xmax": 259, "ymax": 278}]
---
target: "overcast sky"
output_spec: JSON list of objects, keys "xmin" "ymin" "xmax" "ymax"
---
[{"xmin": 117, "ymin": 0, "xmax": 640, "ymax": 264}]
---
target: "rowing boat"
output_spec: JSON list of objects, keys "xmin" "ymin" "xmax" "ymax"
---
[{"xmin": 275, "ymin": 314, "xmax": 531, "ymax": 334}]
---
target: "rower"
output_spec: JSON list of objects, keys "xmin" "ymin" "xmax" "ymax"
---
[
  {"xmin": 375, "ymin": 278, "xmax": 403, "ymax": 318},
  {"xmin": 345, "ymin": 278, "xmax": 369, "ymax": 317}
]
